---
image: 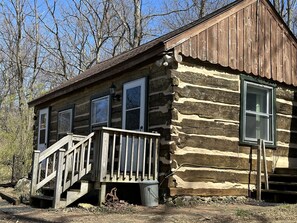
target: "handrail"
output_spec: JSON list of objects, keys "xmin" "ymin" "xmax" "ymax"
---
[
  {"xmin": 93, "ymin": 127, "xmax": 160, "ymax": 137},
  {"xmin": 39, "ymin": 134, "xmax": 71, "ymax": 161},
  {"xmin": 64, "ymin": 132, "xmax": 94, "ymax": 156}
]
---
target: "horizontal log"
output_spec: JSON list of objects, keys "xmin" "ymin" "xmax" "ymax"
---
[
  {"xmin": 173, "ymin": 169, "xmax": 258, "ymax": 184},
  {"xmin": 75, "ymin": 103, "xmax": 90, "ymax": 116},
  {"xmin": 276, "ymin": 101, "xmax": 297, "ymax": 116},
  {"xmin": 276, "ymin": 115, "xmax": 297, "ymax": 131},
  {"xmin": 149, "ymin": 77, "xmax": 171, "ymax": 93},
  {"xmin": 174, "ymin": 85, "xmax": 240, "ymax": 105},
  {"xmin": 148, "ymin": 127, "xmax": 171, "ymax": 141},
  {"xmin": 173, "ymin": 101, "xmax": 239, "ymax": 121},
  {"xmin": 274, "ymin": 146, "xmax": 297, "ymax": 158},
  {"xmin": 172, "ymin": 133, "xmax": 253, "ymax": 155},
  {"xmin": 171, "ymin": 153, "xmax": 272, "ymax": 171},
  {"xmin": 174, "ymin": 119, "xmax": 239, "ymax": 138},
  {"xmin": 149, "ymin": 93, "xmax": 173, "ymax": 108},
  {"xmin": 277, "ymin": 131, "xmax": 297, "ymax": 144},
  {"xmin": 276, "ymin": 88, "xmax": 295, "ymax": 101},
  {"xmin": 169, "ymin": 187, "xmax": 249, "ymax": 197},
  {"xmin": 148, "ymin": 111, "xmax": 172, "ymax": 126},
  {"xmin": 172, "ymin": 70, "xmax": 239, "ymax": 91}
]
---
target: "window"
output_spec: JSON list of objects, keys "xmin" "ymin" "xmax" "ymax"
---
[
  {"xmin": 58, "ymin": 109, "xmax": 73, "ymax": 135},
  {"xmin": 91, "ymin": 96, "xmax": 110, "ymax": 126},
  {"xmin": 241, "ymin": 79, "xmax": 275, "ymax": 146}
]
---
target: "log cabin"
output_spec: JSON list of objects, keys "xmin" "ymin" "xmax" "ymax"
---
[{"xmin": 28, "ymin": 0, "xmax": 297, "ymax": 208}]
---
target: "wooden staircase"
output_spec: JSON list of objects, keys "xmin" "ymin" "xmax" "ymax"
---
[
  {"xmin": 261, "ymin": 168, "xmax": 297, "ymax": 203},
  {"xmin": 31, "ymin": 180, "xmax": 94, "ymax": 208},
  {"xmin": 30, "ymin": 133, "xmax": 95, "ymax": 208}
]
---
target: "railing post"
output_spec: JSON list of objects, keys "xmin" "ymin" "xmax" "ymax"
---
[
  {"xmin": 99, "ymin": 130, "xmax": 109, "ymax": 181},
  {"xmin": 30, "ymin": 150, "xmax": 40, "ymax": 196},
  {"xmin": 53, "ymin": 149, "xmax": 65, "ymax": 208},
  {"xmin": 92, "ymin": 130, "xmax": 100, "ymax": 181},
  {"xmin": 256, "ymin": 139, "xmax": 262, "ymax": 201}
]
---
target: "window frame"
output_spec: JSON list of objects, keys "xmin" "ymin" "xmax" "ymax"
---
[
  {"xmin": 57, "ymin": 107, "xmax": 74, "ymax": 136},
  {"xmin": 90, "ymin": 95, "xmax": 111, "ymax": 128},
  {"xmin": 240, "ymin": 75, "xmax": 276, "ymax": 147}
]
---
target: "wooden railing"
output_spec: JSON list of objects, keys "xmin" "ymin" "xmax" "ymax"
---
[
  {"xmin": 93, "ymin": 127, "xmax": 160, "ymax": 183},
  {"xmin": 30, "ymin": 132, "xmax": 94, "ymax": 204}
]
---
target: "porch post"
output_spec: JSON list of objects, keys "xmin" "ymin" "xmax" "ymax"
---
[
  {"xmin": 30, "ymin": 150, "xmax": 40, "ymax": 196},
  {"xmin": 98, "ymin": 182, "xmax": 106, "ymax": 207},
  {"xmin": 53, "ymin": 148, "xmax": 65, "ymax": 208}
]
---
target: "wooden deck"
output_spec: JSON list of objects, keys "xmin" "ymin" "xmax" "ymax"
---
[{"xmin": 30, "ymin": 128, "xmax": 160, "ymax": 208}]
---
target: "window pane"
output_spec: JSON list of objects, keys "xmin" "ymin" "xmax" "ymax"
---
[
  {"xmin": 126, "ymin": 109, "xmax": 140, "ymax": 130},
  {"xmin": 126, "ymin": 86, "xmax": 140, "ymax": 109},
  {"xmin": 58, "ymin": 110, "xmax": 72, "ymax": 134},
  {"xmin": 246, "ymin": 86, "xmax": 267, "ymax": 113},
  {"xmin": 246, "ymin": 113, "xmax": 271, "ymax": 142},
  {"xmin": 39, "ymin": 129, "xmax": 46, "ymax": 144},
  {"xmin": 246, "ymin": 113, "xmax": 257, "ymax": 139},
  {"xmin": 92, "ymin": 97, "xmax": 109, "ymax": 125},
  {"xmin": 40, "ymin": 114, "xmax": 47, "ymax": 129}
]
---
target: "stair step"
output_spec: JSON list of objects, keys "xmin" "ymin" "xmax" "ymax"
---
[
  {"xmin": 261, "ymin": 189, "xmax": 297, "ymax": 203},
  {"xmin": 268, "ymin": 173, "xmax": 297, "ymax": 182},
  {"xmin": 274, "ymin": 168, "xmax": 297, "ymax": 175},
  {"xmin": 41, "ymin": 187, "xmax": 55, "ymax": 196},
  {"xmin": 263, "ymin": 181, "xmax": 297, "ymax": 191},
  {"xmin": 31, "ymin": 195, "xmax": 54, "ymax": 201}
]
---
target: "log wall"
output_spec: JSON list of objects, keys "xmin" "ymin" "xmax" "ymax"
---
[
  {"xmin": 168, "ymin": 61, "xmax": 278, "ymax": 197},
  {"xmin": 33, "ymin": 63, "xmax": 173, "ymax": 180}
]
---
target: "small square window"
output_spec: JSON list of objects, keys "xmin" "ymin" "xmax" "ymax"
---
[
  {"xmin": 58, "ymin": 109, "xmax": 73, "ymax": 135},
  {"xmin": 91, "ymin": 96, "xmax": 110, "ymax": 126},
  {"xmin": 241, "ymin": 80, "xmax": 275, "ymax": 146}
]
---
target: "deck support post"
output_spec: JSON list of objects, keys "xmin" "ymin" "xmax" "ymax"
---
[
  {"xmin": 53, "ymin": 148, "xmax": 66, "ymax": 208},
  {"xmin": 98, "ymin": 183, "xmax": 106, "ymax": 207}
]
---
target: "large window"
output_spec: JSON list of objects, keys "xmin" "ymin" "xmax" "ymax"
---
[
  {"xmin": 58, "ymin": 108, "xmax": 73, "ymax": 135},
  {"xmin": 241, "ymin": 79, "xmax": 275, "ymax": 146},
  {"xmin": 91, "ymin": 96, "xmax": 110, "ymax": 126}
]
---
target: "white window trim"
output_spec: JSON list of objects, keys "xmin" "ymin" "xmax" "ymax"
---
[
  {"xmin": 91, "ymin": 95, "xmax": 110, "ymax": 126},
  {"xmin": 242, "ymin": 81, "xmax": 274, "ymax": 145}
]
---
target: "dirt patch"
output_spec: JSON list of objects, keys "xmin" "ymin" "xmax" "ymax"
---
[{"xmin": 1, "ymin": 186, "xmax": 297, "ymax": 223}]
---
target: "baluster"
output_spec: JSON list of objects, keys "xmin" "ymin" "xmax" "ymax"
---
[
  {"xmin": 111, "ymin": 133, "xmax": 116, "ymax": 179},
  {"xmin": 130, "ymin": 135, "xmax": 135, "ymax": 180},
  {"xmin": 117, "ymin": 134, "xmax": 123, "ymax": 179},
  {"xmin": 154, "ymin": 137, "xmax": 159, "ymax": 180},
  {"xmin": 136, "ymin": 136, "xmax": 141, "ymax": 180},
  {"xmin": 123, "ymin": 135, "xmax": 129, "ymax": 179},
  {"xmin": 71, "ymin": 149, "xmax": 77, "ymax": 183},
  {"xmin": 142, "ymin": 137, "xmax": 147, "ymax": 180},
  {"xmin": 45, "ymin": 157, "xmax": 49, "ymax": 178},
  {"xmin": 86, "ymin": 138, "xmax": 92, "ymax": 173},
  {"xmin": 148, "ymin": 137, "xmax": 153, "ymax": 180},
  {"xmin": 79, "ymin": 142, "xmax": 85, "ymax": 179},
  {"xmin": 52, "ymin": 153, "xmax": 56, "ymax": 173}
]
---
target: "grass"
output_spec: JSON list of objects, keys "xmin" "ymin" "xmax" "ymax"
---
[{"xmin": 235, "ymin": 209, "xmax": 253, "ymax": 218}]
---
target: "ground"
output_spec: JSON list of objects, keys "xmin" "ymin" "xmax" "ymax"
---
[{"xmin": 1, "ymin": 194, "xmax": 297, "ymax": 223}]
